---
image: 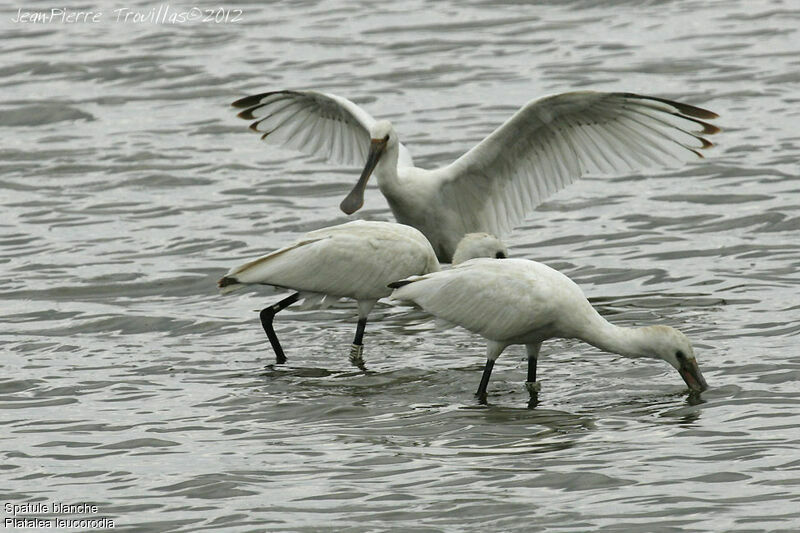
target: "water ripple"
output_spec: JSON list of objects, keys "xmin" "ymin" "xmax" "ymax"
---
[{"xmin": 2, "ymin": 0, "xmax": 799, "ymax": 531}]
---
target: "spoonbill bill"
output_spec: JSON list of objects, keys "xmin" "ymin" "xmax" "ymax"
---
[
  {"xmin": 390, "ymin": 258, "xmax": 708, "ymax": 400},
  {"xmin": 218, "ymin": 220, "xmax": 507, "ymax": 369},
  {"xmin": 232, "ymin": 90, "xmax": 719, "ymax": 261}
]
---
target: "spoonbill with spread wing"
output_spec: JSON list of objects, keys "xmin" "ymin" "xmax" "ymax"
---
[
  {"xmin": 218, "ymin": 220, "xmax": 507, "ymax": 369},
  {"xmin": 232, "ymin": 90, "xmax": 719, "ymax": 261}
]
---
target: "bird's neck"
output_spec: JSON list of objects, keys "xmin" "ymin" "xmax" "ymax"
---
[
  {"xmin": 375, "ymin": 143, "xmax": 401, "ymax": 189},
  {"xmin": 579, "ymin": 311, "xmax": 655, "ymax": 360}
]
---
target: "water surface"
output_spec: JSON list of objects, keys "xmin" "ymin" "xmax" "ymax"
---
[{"xmin": 2, "ymin": 1, "xmax": 800, "ymax": 531}]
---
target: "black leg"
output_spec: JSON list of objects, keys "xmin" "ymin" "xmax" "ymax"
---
[
  {"xmin": 476, "ymin": 359, "xmax": 495, "ymax": 400},
  {"xmin": 527, "ymin": 353, "xmax": 538, "ymax": 383},
  {"xmin": 525, "ymin": 343, "xmax": 542, "ymax": 403},
  {"xmin": 349, "ymin": 317, "xmax": 368, "ymax": 370},
  {"xmin": 259, "ymin": 292, "xmax": 300, "ymax": 364},
  {"xmin": 354, "ymin": 317, "xmax": 367, "ymax": 345}
]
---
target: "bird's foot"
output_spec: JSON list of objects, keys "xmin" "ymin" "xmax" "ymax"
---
[
  {"xmin": 525, "ymin": 381, "xmax": 541, "ymax": 408},
  {"xmin": 525, "ymin": 381, "xmax": 541, "ymax": 394},
  {"xmin": 349, "ymin": 344, "xmax": 366, "ymax": 370}
]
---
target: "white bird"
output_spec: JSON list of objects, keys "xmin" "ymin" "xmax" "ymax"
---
[
  {"xmin": 218, "ymin": 220, "xmax": 507, "ymax": 369},
  {"xmin": 232, "ymin": 90, "xmax": 719, "ymax": 261},
  {"xmin": 389, "ymin": 258, "xmax": 708, "ymax": 400}
]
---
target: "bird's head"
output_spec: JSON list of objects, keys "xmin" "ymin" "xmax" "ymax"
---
[
  {"xmin": 641, "ymin": 326, "xmax": 708, "ymax": 392},
  {"xmin": 340, "ymin": 120, "xmax": 396, "ymax": 215},
  {"xmin": 451, "ymin": 233, "xmax": 508, "ymax": 265},
  {"xmin": 369, "ymin": 120, "xmax": 397, "ymax": 147}
]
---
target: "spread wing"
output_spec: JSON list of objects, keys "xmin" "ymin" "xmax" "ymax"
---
[
  {"xmin": 232, "ymin": 90, "xmax": 414, "ymax": 167},
  {"xmin": 437, "ymin": 91, "xmax": 720, "ymax": 237}
]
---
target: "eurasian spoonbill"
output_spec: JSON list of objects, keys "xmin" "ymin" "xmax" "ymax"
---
[
  {"xmin": 218, "ymin": 220, "xmax": 507, "ymax": 369},
  {"xmin": 232, "ymin": 90, "xmax": 719, "ymax": 261},
  {"xmin": 390, "ymin": 258, "xmax": 708, "ymax": 400}
]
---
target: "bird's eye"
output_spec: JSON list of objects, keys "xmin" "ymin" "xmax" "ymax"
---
[
  {"xmin": 676, "ymin": 350, "xmax": 686, "ymax": 361},
  {"xmin": 495, "ymin": 251, "xmax": 506, "ymax": 259},
  {"xmin": 383, "ymin": 134, "xmax": 390, "ymax": 142}
]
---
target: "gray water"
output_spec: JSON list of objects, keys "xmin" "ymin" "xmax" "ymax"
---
[{"xmin": 2, "ymin": 0, "xmax": 799, "ymax": 531}]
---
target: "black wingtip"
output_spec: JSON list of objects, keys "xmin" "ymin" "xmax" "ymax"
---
[
  {"xmin": 218, "ymin": 276, "xmax": 239, "ymax": 289},
  {"xmin": 666, "ymin": 99, "xmax": 718, "ymax": 120},
  {"xmin": 623, "ymin": 93, "xmax": 719, "ymax": 120},
  {"xmin": 698, "ymin": 121, "xmax": 721, "ymax": 135},
  {"xmin": 388, "ymin": 279, "xmax": 414, "ymax": 289},
  {"xmin": 231, "ymin": 93, "xmax": 269, "ymax": 108},
  {"xmin": 231, "ymin": 90, "xmax": 301, "ymax": 109}
]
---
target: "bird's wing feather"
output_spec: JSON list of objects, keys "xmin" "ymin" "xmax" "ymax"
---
[
  {"xmin": 436, "ymin": 91, "xmax": 720, "ymax": 236},
  {"xmin": 391, "ymin": 259, "xmax": 557, "ymax": 340},
  {"xmin": 223, "ymin": 221, "xmax": 437, "ymax": 300},
  {"xmin": 233, "ymin": 90, "xmax": 414, "ymax": 168}
]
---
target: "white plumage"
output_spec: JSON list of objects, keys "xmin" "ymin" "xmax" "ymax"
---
[
  {"xmin": 390, "ymin": 258, "xmax": 708, "ymax": 400},
  {"xmin": 218, "ymin": 220, "xmax": 507, "ymax": 369},
  {"xmin": 233, "ymin": 90, "xmax": 719, "ymax": 261},
  {"xmin": 220, "ymin": 221, "xmax": 438, "ymax": 302}
]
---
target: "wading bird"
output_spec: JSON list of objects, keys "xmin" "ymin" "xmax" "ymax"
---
[
  {"xmin": 218, "ymin": 221, "xmax": 507, "ymax": 369},
  {"xmin": 232, "ymin": 90, "xmax": 719, "ymax": 261},
  {"xmin": 390, "ymin": 258, "xmax": 708, "ymax": 400}
]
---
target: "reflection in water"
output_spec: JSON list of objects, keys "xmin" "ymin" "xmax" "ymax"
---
[
  {"xmin": 527, "ymin": 393, "xmax": 540, "ymax": 410},
  {"xmin": 686, "ymin": 390, "xmax": 707, "ymax": 407}
]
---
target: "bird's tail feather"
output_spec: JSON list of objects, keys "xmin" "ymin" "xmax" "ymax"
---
[
  {"xmin": 218, "ymin": 276, "xmax": 243, "ymax": 295},
  {"xmin": 388, "ymin": 279, "xmax": 414, "ymax": 289}
]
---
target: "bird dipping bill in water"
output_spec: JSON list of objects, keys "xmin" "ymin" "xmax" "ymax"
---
[
  {"xmin": 218, "ymin": 220, "xmax": 507, "ymax": 369},
  {"xmin": 232, "ymin": 90, "xmax": 719, "ymax": 261},
  {"xmin": 390, "ymin": 258, "xmax": 708, "ymax": 400}
]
